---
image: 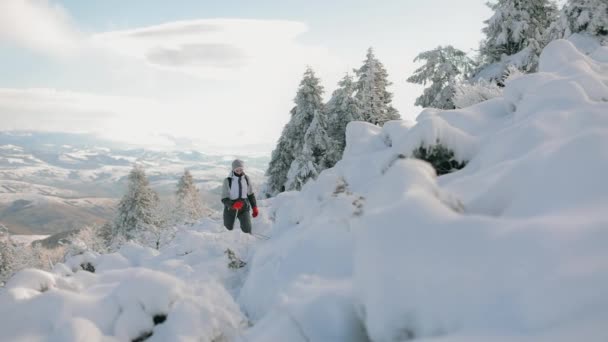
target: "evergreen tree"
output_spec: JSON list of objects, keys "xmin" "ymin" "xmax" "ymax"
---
[
  {"xmin": 266, "ymin": 122, "xmax": 295, "ymax": 194},
  {"xmin": 325, "ymin": 74, "xmax": 362, "ymax": 167},
  {"xmin": 285, "ymin": 107, "xmax": 333, "ymax": 191},
  {"xmin": 0, "ymin": 225, "xmax": 16, "ymax": 285},
  {"xmin": 266, "ymin": 67, "xmax": 326, "ymax": 194},
  {"xmin": 479, "ymin": 0, "xmax": 558, "ymax": 74},
  {"xmin": 550, "ymin": 0, "xmax": 608, "ymax": 41},
  {"xmin": 0, "ymin": 240, "xmax": 16, "ymax": 285},
  {"xmin": 285, "ymin": 146, "xmax": 318, "ymax": 192},
  {"xmin": 354, "ymin": 48, "xmax": 400, "ymax": 125},
  {"xmin": 407, "ymin": 46, "xmax": 475, "ymax": 109},
  {"xmin": 175, "ymin": 169, "xmax": 206, "ymax": 225},
  {"xmin": 114, "ymin": 165, "xmax": 160, "ymax": 241},
  {"xmin": 305, "ymin": 108, "xmax": 333, "ymax": 170}
]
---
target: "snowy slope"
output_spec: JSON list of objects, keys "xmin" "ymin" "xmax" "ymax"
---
[
  {"xmin": 237, "ymin": 38, "xmax": 608, "ymax": 341},
  {"xmin": 0, "ymin": 220, "xmax": 259, "ymax": 342},
  {"xmin": 1, "ymin": 38, "xmax": 607, "ymax": 341}
]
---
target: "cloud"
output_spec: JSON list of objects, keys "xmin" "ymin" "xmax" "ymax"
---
[
  {"xmin": 0, "ymin": 0, "xmax": 81, "ymax": 57},
  {"xmin": 146, "ymin": 43, "xmax": 247, "ymax": 68},
  {"xmin": 0, "ymin": 16, "xmax": 345, "ymax": 151},
  {"xmin": 0, "ymin": 88, "xmax": 159, "ymax": 139},
  {"xmin": 127, "ymin": 22, "xmax": 221, "ymax": 38},
  {"xmin": 0, "ymin": 87, "xmax": 279, "ymax": 152},
  {"xmin": 89, "ymin": 19, "xmax": 330, "ymax": 79}
]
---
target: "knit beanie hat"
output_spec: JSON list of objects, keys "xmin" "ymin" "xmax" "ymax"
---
[{"xmin": 232, "ymin": 159, "xmax": 244, "ymax": 170}]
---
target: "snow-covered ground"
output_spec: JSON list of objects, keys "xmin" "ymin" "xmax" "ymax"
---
[
  {"xmin": 238, "ymin": 38, "xmax": 608, "ymax": 341},
  {"xmin": 0, "ymin": 218, "xmax": 273, "ymax": 342},
  {"xmin": 1, "ymin": 38, "xmax": 608, "ymax": 341}
]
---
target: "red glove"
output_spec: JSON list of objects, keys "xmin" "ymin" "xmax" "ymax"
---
[
  {"xmin": 231, "ymin": 201, "xmax": 244, "ymax": 210},
  {"xmin": 252, "ymin": 207, "xmax": 259, "ymax": 218}
]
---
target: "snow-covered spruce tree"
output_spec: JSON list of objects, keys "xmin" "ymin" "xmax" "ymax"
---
[
  {"xmin": 114, "ymin": 165, "xmax": 160, "ymax": 242},
  {"xmin": 354, "ymin": 48, "xmax": 400, "ymax": 125},
  {"xmin": 407, "ymin": 46, "xmax": 475, "ymax": 110},
  {"xmin": 325, "ymin": 74, "xmax": 362, "ymax": 167},
  {"xmin": 174, "ymin": 169, "xmax": 206, "ymax": 225},
  {"xmin": 0, "ymin": 227, "xmax": 17, "ymax": 286},
  {"xmin": 285, "ymin": 147, "xmax": 318, "ymax": 192},
  {"xmin": 266, "ymin": 124, "xmax": 295, "ymax": 195},
  {"xmin": 266, "ymin": 67, "xmax": 326, "ymax": 194},
  {"xmin": 478, "ymin": 0, "xmax": 558, "ymax": 76},
  {"xmin": 285, "ymin": 104, "xmax": 333, "ymax": 191},
  {"xmin": 550, "ymin": 0, "xmax": 608, "ymax": 41}
]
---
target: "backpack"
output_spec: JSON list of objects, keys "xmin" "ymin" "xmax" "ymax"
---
[{"xmin": 227, "ymin": 174, "xmax": 250, "ymax": 190}]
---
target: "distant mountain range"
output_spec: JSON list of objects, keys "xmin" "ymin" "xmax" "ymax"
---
[{"xmin": 0, "ymin": 131, "xmax": 268, "ymax": 235}]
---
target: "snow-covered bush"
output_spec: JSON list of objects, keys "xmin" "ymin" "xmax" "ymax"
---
[
  {"xmin": 1, "ymin": 241, "xmax": 66, "ymax": 286},
  {"xmin": 64, "ymin": 225, "xmax": 110, "ymax": 257},
  {"xmin": 453, "ymin": 80, "xmax": 503, "ymax": 108},
  {"xmin": 412, "ymin": 141, "xmax": 468, "ymax": 175}
]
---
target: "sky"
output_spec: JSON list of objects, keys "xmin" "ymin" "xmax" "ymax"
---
[{"xmin": 0, "ymin": 0, "xmax": 492, "ymax": 153}]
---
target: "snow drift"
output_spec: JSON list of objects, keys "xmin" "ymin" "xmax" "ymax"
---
[
  {"xmin": 0, "ymin": 220, "xmax": 253, "ymax": 342},
  {"xmin": 238, "ymin": 38, "xmax": 608, "ymax": 341}
]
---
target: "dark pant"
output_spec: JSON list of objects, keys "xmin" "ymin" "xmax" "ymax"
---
[{"xmin": 223, "ymin": 207, "xmax": 252, "ymax": 234}]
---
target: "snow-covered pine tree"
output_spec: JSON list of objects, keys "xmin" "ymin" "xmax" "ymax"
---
[
  {"xmin": 285, "ymin": 104, "xmax": 333, "ymax": 191},
  {"xmin": 175, "ymin": 169, "xmax": 206, "ymax": 225},
  {"xmin": 114, "ymin": 165, "xmax": 160, "ymax": 241},
  {"xmin": 266, "ymin": 67, "xmax": 326, "ymax": 194},
  {"xmin": 266, "ymin": 123, "xmax": 296, "ymax": 194},
  {"xmin": 0, "ymin": 225, "xmax": 17, "ymax": 285},
  {"xmin": 550, "ymin": 0, "xmax": 608, "ymax": 41},
  {"xmin": 285, "ymin": 145, "xmax": 318, "ymax": 192},
  {"xmin": 478, "ymin": 0, "xmax": 558, "ymax": 75},
  {"xmin": 0, "ymin": 241, "xmax": 16, "ymax": 285},
  {"xmin": 354, "ymin": 48, "xmax": 400, "ymax": 126},
  {"xmin": 325, "ymin": 74, "xmax": 361, "ymax": 167},
  {"xmin": 407, "ymin": 46, "xmax": 475, "ymax": 109}
]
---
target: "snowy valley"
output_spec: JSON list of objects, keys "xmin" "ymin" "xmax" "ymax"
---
[{"xmin": 0, "ymin": 132, "xmax": 267, "ymax": 235}]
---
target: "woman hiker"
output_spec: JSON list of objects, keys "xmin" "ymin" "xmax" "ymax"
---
[{"xmin": 221, "ymin": 159, "xmax": 259, "ymax": 234}]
